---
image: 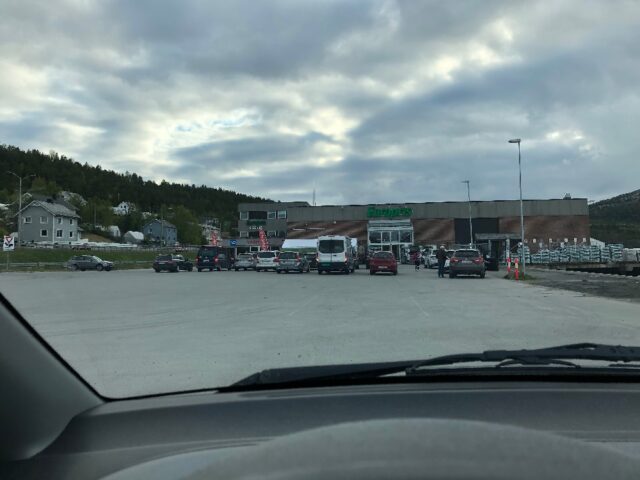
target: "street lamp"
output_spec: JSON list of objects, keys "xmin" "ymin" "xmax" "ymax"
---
[
  {"xmin": 508, "ymin": 138, "xmax": 525, "ymax": 276},
  {"xmin": 7, "ymin": 171, "xmax": 35, "ymax": 247},
  {"xmin": 461, "ymin": 180, "xmax": 473, "ymax": 247}
]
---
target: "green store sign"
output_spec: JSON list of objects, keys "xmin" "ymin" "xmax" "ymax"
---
[{"xmin": 367, "ymin": 206, "xmax": 413, "ymax": 218}]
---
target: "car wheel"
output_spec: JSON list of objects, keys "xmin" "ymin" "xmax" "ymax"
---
[
  {"xmin": 480, "ymin": 271, "xmax": 486, "ymax": 278},
  {"xmin": 317, "ymin": 269, "xmax": 322, "ymax": 275},
  {"xmin": 197, "ymin": 268, "xmax": 202, "ymax": 272},
  {"xmin": 209, "ymin": 268, "xmax": 213, "ymax": 272},
  {"xmin": 393, "ymin": 271, "xmax": 398, "ymax": 275},
  {"xmin": 71, "ymin": 264, "xmax": 79, "ymax": 271},
  {"xmin": 369, "ymin": 270, "xmax": 375, "ymax": 275},
  {"xmin": 277, "ymin": 270, "xmax": 282, "ymax": 274},
  {"xmin": 235, "ymin": 268, "xmax": 239, "ymax": 271},
  {"xmin": 449, "ymin": 272, "xmax": 456, "ymax": 278},
  {"xmin": 96, "ymin": 264, "xmax": 104, "ymax": 271},
  {"xmin": 189, "ymin": 267, "xmax": 193, "ymax": 272},
  {"xmin": 154, "ymin": 268, "xmax": 160, "ymax": 273}
]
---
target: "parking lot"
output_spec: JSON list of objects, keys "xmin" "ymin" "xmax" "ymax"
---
[{"xmin": 2, "ymin": 265, "xmax": 640, "ymax": 397}]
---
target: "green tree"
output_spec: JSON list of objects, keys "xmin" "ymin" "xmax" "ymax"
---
[{"xmin": 166, "ymin": 205, "xmax": 205, "ymax": 245}]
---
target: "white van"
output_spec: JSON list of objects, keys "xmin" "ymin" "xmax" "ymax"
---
[{"xmin": 317, "ymin": 235, "xmax": 355, "ymax": 274}]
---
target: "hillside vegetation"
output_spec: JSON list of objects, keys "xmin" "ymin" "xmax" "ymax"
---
[
  {"xmin": 589, "ymin": 189, "xmax": 640, "ymax": 247},
  {"xmin": 0, "ymin": 144, "xmax": 268, "ymax": 241}
]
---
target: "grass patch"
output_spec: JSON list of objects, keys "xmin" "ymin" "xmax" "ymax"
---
[{"xmin": 0, "ymin": 248, "xmax": 189, "ymax": 271}]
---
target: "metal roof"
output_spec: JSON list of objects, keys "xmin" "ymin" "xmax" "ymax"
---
[{"xmin": 18, "ymin": 200, "xmax": 80, "ymax": 218}]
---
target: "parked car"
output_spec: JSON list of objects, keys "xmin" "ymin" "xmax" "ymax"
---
[
  {"xmin": 449, "ymin": 249, "xmax": 486, "ymax": 278},
  {"xmin": 67, "ymin": 255, "xmax": 113, "ymax": 272},
  {"xmin": 171, "ymin": 254, "xmax": 193, "ymax": 271},
  {"xmin": 234, "ymin": 253, "xmax": 257, "ymax": 271},
  {"xmin": 276, "ymin": 251, "xmax": 310, "ymax": 273},
  {"xmin": 317, "ymin": 235, "xmax": 355, "ymax": 274},
  {"xmin": 483, "ymin": 254, "xmax": 500, "ymax": 271},
  {"xmin": 256, "ymin": 251, "xmax": 280, "ymax": 272},
  {"xmin": 426, "ymin": 253, "xmax": 439, "ymax": 269},
  {"xmin": 196, "ymin": 245, "xmax": 231, "ymax": 271},
  {"xmin": 369, "ymin": 251, "xmax": 398, "ymax": 275},
  {"xmin": 153, "ymin": 254, "xmax": 179, "ymax": 273},
  {"xmin": 304, "ymin": 253, "xmax": 318, "ymax": 270}
]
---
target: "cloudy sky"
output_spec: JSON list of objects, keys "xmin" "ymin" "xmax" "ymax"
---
[{"xmin": 2, "ymin": 0, "xmax": 639, "ymax": 205}]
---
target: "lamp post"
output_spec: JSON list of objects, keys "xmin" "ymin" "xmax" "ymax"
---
[
  {"xmin": 462, "ymin": 180, "xmax": 473, "ymax": 247},
  {"xmin": 7, "ymin": 171, "xmax": 34, "ymax": 247},
  {"xmin": 508, "ymin": 138, "xmax": 525, "ymax": 276}
]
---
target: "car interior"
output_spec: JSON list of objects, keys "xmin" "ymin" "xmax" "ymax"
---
[{"xmin": 3, "ymin": 293, "xmax": 640, "ymax": 479}]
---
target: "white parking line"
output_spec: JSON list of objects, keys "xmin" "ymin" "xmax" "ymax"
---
[{"xmin": 411, "ymin": 296, "xmax": 429, "ymax": 319}]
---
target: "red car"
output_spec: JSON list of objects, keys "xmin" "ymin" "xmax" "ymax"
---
[{"xmin": 369, "ymin": 251, "xmax": 398, "ymax": 275}]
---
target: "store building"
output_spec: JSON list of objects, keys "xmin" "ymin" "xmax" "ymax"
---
[{"xmin": 232, "ymin": 199, "xmax": 590, "ymax": 259}]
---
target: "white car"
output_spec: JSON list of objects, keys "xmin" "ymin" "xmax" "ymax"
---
[
  {"xmin": 426, "ymin": 254, "xmax": 439, "ymax": 269},
  {"xmin": 256, "ymin": 251, "xmax": 280, "ymax": 271}
]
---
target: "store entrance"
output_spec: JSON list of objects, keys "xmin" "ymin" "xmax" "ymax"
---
[{"xmin": 367, "ymin": 219, "xmax": 414, "ymax": 262}]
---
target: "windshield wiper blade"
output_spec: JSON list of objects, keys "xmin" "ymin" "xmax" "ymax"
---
[{"xmin": 224, "ymin": 343, "xmax": 640, "ymax": 390}]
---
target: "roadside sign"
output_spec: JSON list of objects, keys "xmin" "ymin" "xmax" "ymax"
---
[
  {"xmin": 3, "ymin": 235, "xmax": 15, "ymax": 251},
  {"xmin": 230, "ymin": 239, "xmax": 237, "ymax": 246}
]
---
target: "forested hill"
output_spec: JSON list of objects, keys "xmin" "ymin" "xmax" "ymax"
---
[
  {"xmin": 589, "ymin": 188, "xmax": 640, "ymax": 247},
  {"xmin": 0, "ymin": 144, "xmax": 267, "ymax": 223}
]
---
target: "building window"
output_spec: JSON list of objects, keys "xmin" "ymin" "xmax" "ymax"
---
[
  {"xmin": 400, "ymin": 230, "xmax": 413, "ymax": 243},
  {"xmin": 239, "ymin": 211, "xmax": 249, "ymax": 220},
  {"xmin": 70, "ymin": 218, "xmax": 74, "ymax": 225},
  {"xmin": 23, "ymin": 216, "xmax": 32, "ymax": 224},
  {"xmin": 40, "ymin": 216, "xmax": 48, "ymax": 224},
  {"xmin": 267, "ymin": 211, "xmax": 276, "ymax": 220},
  {"xmin": 56, "ymin": 229, "xmax": 63, "ymax": 238},
  {"xmin": 69, "ymin": 231, "xmax": 74, "ymax": 238},
  {"xmin": 277, "ymin": 231, "xmax": 286, "ymax": 238},
  {"xmin": 277, "ymin": 210, "xmax": 287, "ymax": 219},
  {"xmin": 248, "ymin": 231, "xmax": 260, "ymax": 239},
  {"xmin": 57, "ymin": 217, "xmax": 63, "ymax": 224},
  {"xmin": 239, "ymin": 231, "xmax": 249, "ymax": 238},
  {"xmin": 369, "ymin": 231, "xmax": 381, "ymax": 243},
  {"xmin": 267, "ymin": 231, "xmax": 276, "ymax": 238},
  {"xmin": 40, "ymin": 229, "xmax": 48, "ymax": 237}
]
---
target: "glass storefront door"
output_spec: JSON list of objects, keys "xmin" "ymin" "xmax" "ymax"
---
[{"xmin": 367, "ymin": 220, "xmax": 414, "ymax": 261}]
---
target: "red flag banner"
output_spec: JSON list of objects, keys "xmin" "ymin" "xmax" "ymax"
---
[
  {"xmin": 258, "ymin": 227, "xmax": 269, "ymax": 251},
  {"xmin": 210, "ymin": 231, "xmax": 219, "ymax": 246}
]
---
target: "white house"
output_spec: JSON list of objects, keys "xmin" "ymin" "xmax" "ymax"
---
[
  {"xmin": 112, "ymin": 201, "xmax": 134, "ymax": 216},
  {"xmin": 107, "ymin": 225, "xmax": 121, "ymax": 238},
  {"xmin": 123, "ymin": 231, "xmax": 144, "ymax": 244}
]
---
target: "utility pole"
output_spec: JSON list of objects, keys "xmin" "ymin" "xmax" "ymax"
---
[
  {"xmin": 462, "ymin": 180, "xmax": 473, "ymax": 247},
  {"xmin": 7, "ymin": 171, "xmax": 34, "ymax": 247},
  {"xmin": 160, "ymin": 206, "xmax": 164, "ymax": 247},
  {"xmin": 508, "ymin": 138, "xmax": 525, "ymax": 276}
]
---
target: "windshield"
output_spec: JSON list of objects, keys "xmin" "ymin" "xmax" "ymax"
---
[
  {"xmin": 318, "ymin": 240, "xmax": 345, "ymax": 254},
  {"xmin": 1, "ymin": 1, "xmax": 640, "ymax": 399}
]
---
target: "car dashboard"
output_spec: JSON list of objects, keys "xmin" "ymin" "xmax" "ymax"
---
[{"xmin": 4, "ymin": 381, "xmax": 640, "ymax": 479}]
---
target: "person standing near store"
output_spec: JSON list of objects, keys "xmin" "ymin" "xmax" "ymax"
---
[
  {"xmin": 413, "ymin": 251, "xmax": 421, "ymax": 271},
  {"xmin": 436, "ymin": 245, "xmax": 447, "ymax": 278}
]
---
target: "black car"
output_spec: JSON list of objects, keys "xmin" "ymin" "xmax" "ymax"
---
[
  {"xmin": 153, "ymin": 254, "xmax": 179, "ymax": 273},
  {"xmin": 196, "ymin": 246, "xmax": 232, "ymax": 271},
  {"xmin": 483, "ymin": 254, "xmax": 500, "ymax": 271}
]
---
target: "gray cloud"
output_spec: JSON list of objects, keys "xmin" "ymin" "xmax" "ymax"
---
[{"xmin": 1, "ymin": 0, "xmax": 639, "ymax": 204}]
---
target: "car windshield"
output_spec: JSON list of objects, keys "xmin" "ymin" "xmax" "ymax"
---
[
  {"xmin": 318, "ymin": 240, "xmax": 344, "ymax": 254},
  {"xmin": 1, "ymin": 1, "xmax": 640, "ymax": 400}
]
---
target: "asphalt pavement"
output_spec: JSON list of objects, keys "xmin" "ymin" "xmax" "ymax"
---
[{"xmin": 2, "ymin": 265, "xmax": 640, "ymax": 397}]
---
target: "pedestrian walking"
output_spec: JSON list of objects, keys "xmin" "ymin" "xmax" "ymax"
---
[
  {"xmin": 436, "ymin": 245, "xmax": 447, "ymax": 278},
  {"xmin": 413, "ymin": 251, "xmax": 421, "ymax": 271}
]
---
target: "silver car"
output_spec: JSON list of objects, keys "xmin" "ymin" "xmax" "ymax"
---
[
  {"xmin": 234, "ymin": 253, "xmax": 257, "ymax": 271},
  {"xmin": 276, "ymin": 251, "xmax": 310, "ymax": 273},
  {"xmin": 256, "ymin": 251, "xmax": 279, "ymax": 272}
]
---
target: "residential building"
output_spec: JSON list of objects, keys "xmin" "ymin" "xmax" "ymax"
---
[
  {"xmin": 142, "ymin": 219, "xmax": 178, "ymax": 245},
  {"xmin": 123, "ymin": 231, "xmax": 144, "ymax": 244},
  {"xmin": 112, "ymin": 201, "xmax": 134, "ymax": 216},
  {"xmin": 17, "ymin": 199, "xmax": 81, "ymax": 244}
]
